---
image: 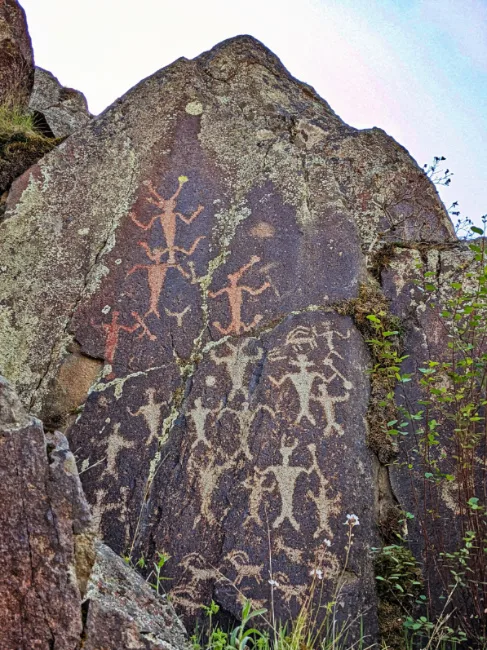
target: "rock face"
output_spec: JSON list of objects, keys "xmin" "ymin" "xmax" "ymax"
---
[
  {"xmin": 0, "ymin": 35, "xmax": 457, "ymax": 636},
  {"xmin": 29, "ymin": 67, "xmax": 91, "ymax": 138},
  {"xmin": 0, "ymin": 376, "xmax": 187, "ymax": 649},
  {"xmin": 0, "ymin": 0, "xmax": 33, "ymax": 107},
  {"xmin": 84, "ymin": 542, "xmax": 188, "ymax": 650},
  {"xmin": 0, "ymin": 376, "xmax": 91, "ymax": 649}
]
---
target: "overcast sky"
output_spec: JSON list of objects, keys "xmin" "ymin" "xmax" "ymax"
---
[{"xmin": 21, "ymin": 0, "xmax": 487, "ymax": 227}]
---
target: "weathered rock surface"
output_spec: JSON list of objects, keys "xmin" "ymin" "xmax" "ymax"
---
[
  {"xmin": 0, "ymin": 35, "xmax": 457, "ymax": 635},
  {"xmin": 0, "ymin": 0, "xmax": 33, "ymax": 106},
  {"xmin": 84, "ymin": 542, "xmax": 188, "ymax": 650},
  {"xmin": 29, "ymin": 67, "xmax": 91, "ymax": 138},
  {"xmin": 0, "ymin": 376, "xmax": 188, "ymax": 649},
  {"xmin": 0, "ymin": 376, "xmax": 91, "ymax": 649}
]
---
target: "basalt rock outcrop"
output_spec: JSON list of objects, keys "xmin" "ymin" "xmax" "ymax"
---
[
  {"xmin": 0, "ymin": 30, "xmax": 464, "ymax": 641},
  {"xmin": 0, "ymin": 375, "xmax": 188, "ymax": 650},
  {"xmin": 29, "ymin": 67, "xmax": 91, "ymax": 138},
  {"xmin": 0, "ymin": 0, "xmax": 33, "ymax": 106}
]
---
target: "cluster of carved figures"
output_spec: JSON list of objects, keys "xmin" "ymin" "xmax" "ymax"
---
[
  {"xmin": 87, "ymin": 176, "xmax": 354, "ymax": 614},
  {"xmin": 91, "ymin": 176, "xmax": 272, "ymax": 376},
  {"xmin": 168, "ymin": 322, "xmax": 351, "ymax": 611}
]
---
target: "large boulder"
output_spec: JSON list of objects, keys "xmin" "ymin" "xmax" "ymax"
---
[
  {"xmin": 0, "ymin": 35, "xmax": 456, "ymax": 636},
  {"xmin": 0, "ymin": 376, "xmax": 188, "ymax": 649},
  {"xmin": 0, "ymin": 0, "xmax": 33, "ymax": 107},
  {"xmin": 29, "ymin": 67, "xmax": 91, "ymax": 138}
]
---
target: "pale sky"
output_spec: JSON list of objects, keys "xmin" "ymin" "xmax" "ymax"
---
[{"xmin": 21, "ymin": 0, "xmax": 487, "ymax": 227}]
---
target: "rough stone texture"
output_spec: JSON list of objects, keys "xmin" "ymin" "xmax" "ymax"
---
[
  {"xmin": 29, "ymin": 67, "xmax": 91, "ymax": 138},
  {"xmin": 381, "ymin": 242, "xmax": 478, "ymax": 599},
  {"xmin": 0, "ymin": 0, "xmax": 33, "ymax": 107},
  {"xmin": 0, "ymin": 376, "xmax": 188, "ymax": 649},
  {"xmin": 0, "ymin": 376, "xmax": 90, "ymax": 649},
  {"xmin": 83, "ymin": 542, "xmax": 189, "ymax": 650},
  {"xmin": 0, "ymin": 35, "xmax": 457, "ymax": 635}
]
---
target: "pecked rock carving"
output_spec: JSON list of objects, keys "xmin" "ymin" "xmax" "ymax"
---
[{"xmin": 0, "ymin": 31, "xmax": 459, "ymax": 641}]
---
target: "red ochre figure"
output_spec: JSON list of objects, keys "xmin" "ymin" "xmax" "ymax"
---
[
  {"xmin": 91, "ymin": 310, "xmax": 156, "ymax": 379},
  {"xmin": 130, "ymin": 175, "xmax": 204, "ymax": 265},
  {"xmin": 209, "ymin": 256, "xmax": 271, "ymax": 336},
  {"xmin": 127, "ymin": 241, "xmax": 204, "ymax": 318}
]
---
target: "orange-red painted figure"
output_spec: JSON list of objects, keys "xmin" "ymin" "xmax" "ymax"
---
[
  {"xmin": 130, "ymin": 176, "xmax": 204, "ymax": 264},
  {"xmin": 127, "ymin": 241, "xmax": 204, "ymax": 318},
  {"xmin": 209, "ymin": 256, "xmax": 270, "ymax": 336},
  {"xmin": 92, "ymin": 310, "xmax": 156, "ymax": 379}
]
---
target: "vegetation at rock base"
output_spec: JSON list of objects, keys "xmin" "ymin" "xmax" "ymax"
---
[{"xmin": 0, "ymin": 100, "xmax": 61, "ymax": 198}]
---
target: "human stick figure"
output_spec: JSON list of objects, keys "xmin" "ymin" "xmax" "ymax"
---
[
  {"xmin": 127, "ymin": 242, "xmax": 196, "ymax": 318},
  {"xmin": 209, "ymin": 256, "xmax": 271, "ymax": 336},
  {"xmin": 91, "ymin": 310, "xmax": 155, "ymax": 378},
  {"xmin": 130, "ymin": 175, "xmax": 204, "ymax": 264}
]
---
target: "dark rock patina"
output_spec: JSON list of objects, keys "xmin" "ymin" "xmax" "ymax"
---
[{"xmin": 0, "ymin": 35, "xmax": 457, "ymax": 635}]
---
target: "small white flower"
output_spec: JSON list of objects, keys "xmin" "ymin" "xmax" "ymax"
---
[
  {"xmin": 310, "ymin": 568, "xmax": 323, "ymax": 580},
  {"xmin": 346, "ymin": 514, "xmax": 360, "ymax": 526},
  {"xmin": 268, "ymin": 579, "xmax": 279, "ymax": 587},
  {"xmin": 323, "ymin": 539, "xmax": 331, "ymax": 547}
]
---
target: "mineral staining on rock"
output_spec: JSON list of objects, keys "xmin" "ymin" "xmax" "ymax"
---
[{"xmin": 0, "ymin": 33, "xmax": 458, "ymax": 634}]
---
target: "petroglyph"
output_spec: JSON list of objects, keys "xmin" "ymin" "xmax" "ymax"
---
[
  {"xmin": 179, "ymin": 553, "xmax": 220, "ymax": 584},
  {"xmin": 195, "ymin": 456, "xmax": 235, "ymax": 527},
  {"xmin": 306, "ymin": 444, "xmax": 341, "ymax": 538},
  {"xmin": 269, "ymin": 354, "xmax": 324, "ymax": 426},
  {"xmin": 273, "ymin": 572, "xmax": 307, "ymax": 607},
  {"xmin": 105, "ymin": 423, "xmax": 135, "ymax": 476},
  {"xmin": 209, "ymin": 256, "xmax": 271, "ymax": 335},
  {"xmin": 269, "ymin": 323, "xmax": 352, "ymax": 430},
  {"xmin": 91, "ymin": 310, "xmax": 155, "ymax": 377},
  {"xmin": 311, "ymin": 383, "xmax": 349, "ymax": 438},
  {"xmin": 128, "ymin": 387, "xmax": 167, "ymax": 447},
  {"xmin": 274, "ymin": 537, "xmax": 304, "ymax": 563},
  {"xmin": 261, "ymin": 436, "xmax": 312, "ymax": 531},
  {"xmin": 171, "ymin": 553, "xmax": 220, "ymax": 614},
  {"xmin": 130, "ymin": 176, "xmax": 204, "ymax": 264},
  {"xmin": 165, "ymin": 305, "xmax": 191, "ymax": 327},
  {"xmin": 186, "ymin": 397, "xmax": 222, "ymax": 451},
  {"xmin": 209, "ymin": 339, "xmax": 263, "ymax": 402},
  {"xmin": 218, "ymin": 401, "xmax": 275, "ymax": 460},
  {"xmin": 225, "ymin": 550, "xmax": 264, "ymax": 586},
  {"xmin": 127, "ymin": 242, "xmax": 194, "ymax": 318}
]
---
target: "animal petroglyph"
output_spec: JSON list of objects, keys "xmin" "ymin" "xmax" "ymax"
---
[
  {"xmin": 91, "ymin": 310, "xmax": 155, "ymax": 377},
  {"xmin": 170, "ymin": 553, "xmax": 220, "ymax": 614},
  {"xmin": 128, "ymin": 388, "xmax": 167, "ymax": 447},
  {"xmin": 272, "ymin": 572, "xmax": 307, "ymax": 607},
  {"xmin": 225, "ymin": 550, "xmax": 264, "ymax": 586},
  {"xmin": 127, "ymin": 242, "xmax": 195, "ymax": 318},
  {"xmin": 209, "ymin": 256, "xmax": 270, "ymax": 335},
  {"xmin": 131, "ymin": 175, "xmax": 204, "ymax": 265},
  {"xmin": 179, "ymin": 552, "xmax": 220, "ymax": 583},
  {"xmin": 210, "ymin": 339, "xmax": 263, "ymax": 402}
]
